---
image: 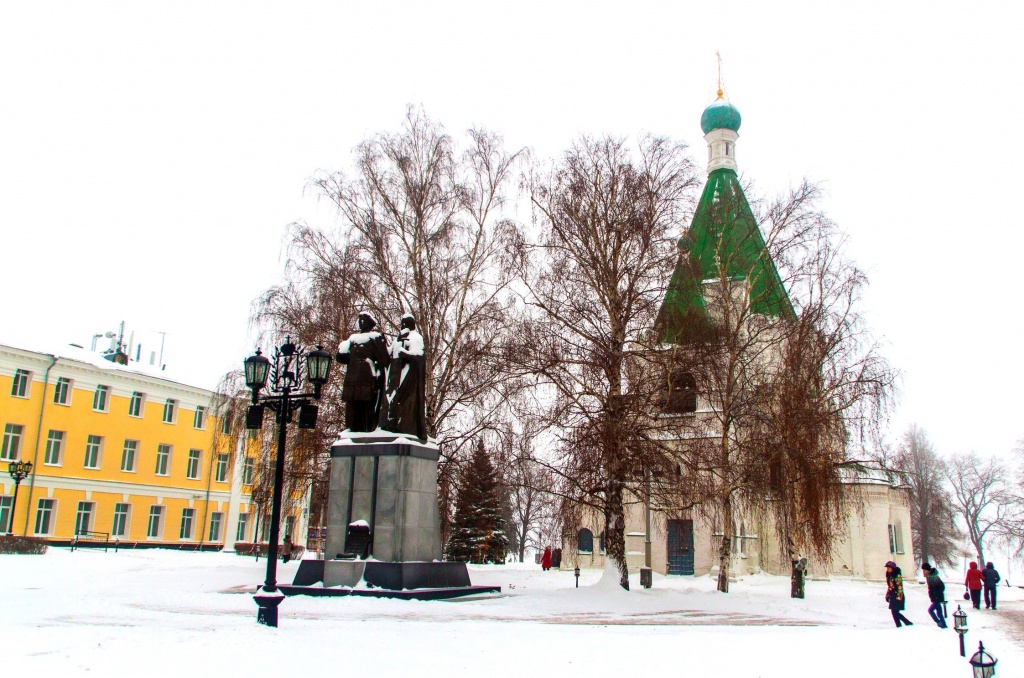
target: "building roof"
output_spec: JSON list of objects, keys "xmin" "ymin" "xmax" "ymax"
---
[{"xmin": 657, "ymin": 167, "xmax": 794, "ymax": 343}]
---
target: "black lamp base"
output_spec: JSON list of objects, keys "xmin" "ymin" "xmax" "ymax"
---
[{"xmin": 255, "ymin": 592, "xmax": 285, "ymax": 627}]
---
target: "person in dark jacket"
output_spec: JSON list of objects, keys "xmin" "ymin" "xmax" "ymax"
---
[
  {"xmin": 983, "ymin": 562, "xmax": 1001, "ymax": 610},
  {"xmin": 921, "ymin": 562, "xmax": 947, "ymax": 628},
  {"xmin": 965, "ymin": 561, "xmax": 984, "ymax": 609},
  {"xmin": 885, "ymin": 561, "xmax": 913, "ymax": 627}
]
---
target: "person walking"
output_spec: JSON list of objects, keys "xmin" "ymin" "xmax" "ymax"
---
[
  {"xmin": 281, "ymin": 535, "xmax": 294, "ymax": 564},
  {"xmin": 983, "ymin": 562, "xmax": 1001, "ymax": 610},
  {"xmin": 965, "ymin": 561, "xmax": 983, "ymax": 609},
  {"xmin": 885, "ymin": 561, "xmax": 913, "ymax": 628},
  {"xmin": 541, "ymin": 547, "xmax": 552, "ymax": 571},
  {"xmin": 921, "ymin": 563, "xmax": 947, "ymax": 628}
]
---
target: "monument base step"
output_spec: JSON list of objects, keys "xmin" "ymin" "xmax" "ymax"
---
[
  {"xmin": 295, "ymin": 559, "xmax": 477, "ymax": 590},
  {"xmin": 278, "ymin": 584, "xmax": 501, "ymax": 601}
]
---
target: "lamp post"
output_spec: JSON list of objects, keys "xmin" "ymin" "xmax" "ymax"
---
[
  {"xmin": 574, "ymin": 566, "xmax": 580, "ymax": 588},
  {"xmin": 244, "ymin": 338, "xmax": 332, "ymax": 628},
  {"xmin": 969, "ymin": 641, "xmax": 997, "ymax": 678},
  {"xmin": 953, "ymin": 605, "xmax": 968, "ymax": 657},
  {"xmin": 7, "ymin": 460, "xmax": 34, "ymax": 535}
]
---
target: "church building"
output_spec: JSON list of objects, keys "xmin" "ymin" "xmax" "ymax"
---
[{"xmin": 564, "ymin": 90, "xmax": 913, "ymax": 582}]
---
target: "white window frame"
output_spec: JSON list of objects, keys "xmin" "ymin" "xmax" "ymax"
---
[
  {"xmin": 53, "ymin": 377, "xmax": 72, "ymax": 405},
  {"xmin": 186, "ymin": 449, "xmax": 202, "ymax": 480},
  {"xmin": 220, "ymin": 416, "xmax": 231, "ymax": 435},
  {"xmin": 84, "ymin": 435, "xmax": 103, "ymax": 469},
  {"xmin": 208, "ymin": 512, "xmax": 223, "ymax": 542},
  {"xmin": 215, "ymin": 453, "xmax": 229, "ymax": 483},
  {"xmin": 92, "ymin": 385, "xmax": 110, "ymax": 412},
  {"xmin": 193, "ymin": 406, "xmax": 206, "ymax": 430},
  {"xmin": 236, "ymin": 512, "xmax": 249, "ymax": 542},
  {"xmin": 74, "ymin": 501, "xmax": 95, "ymax": 536},
  {"xmin": 34, "ymin": 498, "xmax": 56, "ymax": 536},
  {"xmin": 0, "ymin": 495, "xmax": 13, "ymax": 533},
  {"xmin": 2, "ymin": 423, "xmax": 24, "ymax": 461},
  {"xmin": 179, "ymin": 508, "xmax": 195, "ymax": 540},
  {"xmin": 129, "ymin": 391, "xmax": 145, "ymax": 418},
  {"xmin": 11, "ymin": 369, "xmax": 30, "ymax": 398},
  {"xmin": 155, "ymin": 444, "xmax": 171, "ymax": 476},
  {"xmin": 44, "ymin": 430, "xmax": 64, "ymax": 466},
  {"xmin": 112, "ymin": 503, "xmax": 130, "ymax": 538},
  {"xmin": 162, "ymin": 399, "xmax": 177, "ymax": 424},
  {"xmin": 242, "ymin": 457, "xmax": 254, "ymax": 485},
  {"xmin": 146, "ymin": 505, "xmax": 164, "ymax": 539},
  {"xmin": 121, "ymin": 439, "xmax": 138, "ymax": 472}
]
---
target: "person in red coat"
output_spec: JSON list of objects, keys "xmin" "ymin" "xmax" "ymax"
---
[
  {"xmin": 965, "ymin": 561, "xmax": 984, "ymax": 609},
  {"xmin": 541, "ymin": 547, "xmax": 552, "ymax": 571}
]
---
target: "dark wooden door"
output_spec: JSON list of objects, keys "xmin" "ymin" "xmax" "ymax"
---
[{"xmin": 667, "ymin": 519, "xmax": 694, "ymax": 575}]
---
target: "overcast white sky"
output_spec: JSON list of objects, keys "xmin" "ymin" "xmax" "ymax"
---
[{"xmin": 2, "ymin": 1, "xmax": 1022, "ymax": 458}]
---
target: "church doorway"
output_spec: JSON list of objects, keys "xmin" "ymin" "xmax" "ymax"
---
[{"xmin": 667, "ymin": 519, "xmax": 694, "ymax": 575}]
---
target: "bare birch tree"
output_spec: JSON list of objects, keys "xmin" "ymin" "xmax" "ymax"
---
[
  {"xmin": 892, "ymin": 425, "xmax": 960, "ymax": 567},
  {"xmin": 512, "ymin": 134, "xmax": 699, "ymax": 588},
  {"xmin": 947, "ymin": 451, "xmax": 1011, "ymax": 564}
]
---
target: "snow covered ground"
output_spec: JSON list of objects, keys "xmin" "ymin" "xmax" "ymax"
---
[{"xmin": 3, "ymin": 549, "xmax": 1022, "ymax": 677}]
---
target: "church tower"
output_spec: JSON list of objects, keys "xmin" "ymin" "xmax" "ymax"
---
[{"xmin": 656, "ymin": 85, "xmax": 792, "ymax": 344}]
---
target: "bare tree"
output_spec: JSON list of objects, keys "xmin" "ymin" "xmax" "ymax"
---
[
  {"xmin": 946, "ymin": 452, "xmax": 1011, "ymax": 564},
  {"xmin": 512, "ymin": 134, "xmax": 699, "ymax": 588},
  {"xmin": 254, "ymin": 107, "xmax": 526, "ymax": 531},
  {"xmin": 892, "ymin": 425, "xmax": 960, "ymax": 567}
]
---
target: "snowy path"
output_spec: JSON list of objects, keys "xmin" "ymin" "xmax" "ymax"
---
[{"xmin": 4, "ymin": 550, "xmax": 1022, "ymax": 677}]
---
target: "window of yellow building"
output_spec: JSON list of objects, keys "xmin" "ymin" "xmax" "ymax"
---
[
  {"xmin": 34, "ymin": 498, "xmax": 56, "ymax": 535},
  {"xmin": 215, "ymin": 454, "xmax": 229, "ymax": 483},
  {"xmin": 53, "ymin": 377, "xmax": 72, "ymax": 405},
  {"xmin": 186, "ymin": 449, "xmax": 202, "ymax": 480},
  {"xmin": 112, "ymin": 503, "xmax": 130, "ymax": 538},
  {"xmin": 155, "ymin": 444, "xmax": 171, "ymax": 476},
  {"xmin": 44, "ymin": 430, "xmax": 65, "ymax": 466},
  {"xmin": 129, "ymin": 391, "xmax": 145, "ymax": 418},
  {"xmin": 162, "ymin": 399, "xmax": 177, "ymax": 424},
  {"xmin": 242, "ymin": 457, "xmax": 254, "ymax": 485},
  {"xmin": 2, "ymin": 423, "xmax": 24, "ymax": 461},
  {"xmin": 11, "ymin": 369, "xmax": 30, "ymax": 398},
  {"xmin": 0, "ymin": 496, "xmax": 13, "ymax": 532},
  {"xmin": 236, "ymin": 512, "xmax": 249, "ymax": 541},
  {"xmin": 193, "ymin": 406, "xmax": 206, "ymax": 429},
  {"xmin": 92, "ymin": 385, "xmax": 110, "ymax": 412},
  {"xmin": 179, "ymin": 508, "xmax": 195, "ymax": 540},
  {"xmin": 121, "ymin": 440, "xmax": 138, "ymax": 472},
  {"xmin": 209, "ymin": 512, "xmax": 223, "ymax": 541},
  {"xmin": 146, "ymin": 505, "xmax": 164, "ymax": 539},
  {"xmin": 84, "ymin": 435, "xmax": 103, "ymax": 469},
  {"xmin": 75, "ymin": 501, "xmax": 95, "ymax": 535}
]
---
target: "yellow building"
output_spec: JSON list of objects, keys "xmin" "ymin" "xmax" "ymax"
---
[{"xmin": 0, "ymin": 341, "xmax": 306, "ymax": 549}]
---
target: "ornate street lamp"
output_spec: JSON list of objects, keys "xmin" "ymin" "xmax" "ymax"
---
[
  {"xmin": 953, "ymin": 605, "xmax": 969, "ymax": 657},
  {"xmin": 243, "ymin": 337, "xmax": 332, "ymax": 628},
  {"xmin": 574, "ymin": 566, "xmax": 580, "ymax": 588},
  {"xmin": 969, "ymin": 642, "xmax": 997, "ymax": 678},
  {"xmin": 6, "ymin": 460, "xmax": 33, "ymax": 535}
]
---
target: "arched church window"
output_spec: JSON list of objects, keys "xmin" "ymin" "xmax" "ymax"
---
[
  {"xmin": 578, "ymin": 528, "xmax": 594, "ymax": 554},
  {"xmin": 598, "ymin": 530, "xmax": 605, "ymax": 553},
  {"xmin": 666, "ymin": 370, "xmax": 697, "ymax": 414},
  {"xmin": 725, "ymin": 142, "xmax": 732, "ymax": 156},
  {"xmin": 893, "ymin": 520, "xmax": 904, "ymax": 554}
]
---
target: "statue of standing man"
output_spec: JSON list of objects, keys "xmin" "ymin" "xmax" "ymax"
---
[
  {"xmin": 336, "ymin": 311, "xmax": 390, "ymax": 432},
  {"xmin": 379, "ymin": 314, "xmax": 427, "ymax": 440}
]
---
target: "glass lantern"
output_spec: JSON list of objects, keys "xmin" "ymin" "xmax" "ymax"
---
[{"xmin": 969, "ymin": 642, "xmax": 997, "ymax": 678}]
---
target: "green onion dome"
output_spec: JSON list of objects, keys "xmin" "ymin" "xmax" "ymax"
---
[{"xmin": 700, "ymin": 91, "xmax": 742, "ymax": 134}]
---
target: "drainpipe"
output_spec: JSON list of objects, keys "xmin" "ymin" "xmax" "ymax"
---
[
  {"xmin": 23, "ymin": 355, "xmax": 57, "ymax": 536},
  {"xmin": 198, "ymin": 399, "xmax": 217, "ymax": 549}
]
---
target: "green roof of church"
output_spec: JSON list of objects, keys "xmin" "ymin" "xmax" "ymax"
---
[{"xmin": 657, "ymin": 167, "xmax": 794, "ymax": 344}]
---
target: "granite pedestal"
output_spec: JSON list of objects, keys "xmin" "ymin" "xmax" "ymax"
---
[{"xmin": 292, "ymin": 433, "xmax": 496, "ymax": 599}]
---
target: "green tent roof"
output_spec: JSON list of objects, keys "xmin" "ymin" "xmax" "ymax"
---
[{"xmin": 657, "ymin": 167, "xmax": 793, "ymax": 344}]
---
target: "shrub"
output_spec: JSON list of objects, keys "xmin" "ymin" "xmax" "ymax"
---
[
  {"xmin": 233, "ymin": 542, "xmax": 305, "ymax": 559},
  {"xmin": 0, "ymin": 535, "xmax": 49, "ymax": 555}
]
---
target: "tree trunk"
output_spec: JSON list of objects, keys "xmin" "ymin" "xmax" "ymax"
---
[
  {"xmin": 791, "ymin": 557, "xmax": 807, "ymax": 599},
  {"xmin": 717, "ymin": 496, "xmax": 733, "ymax": 593},
  {"xmin": 605, "ymin": 480, "xmax": 629, "ymax": 590}
]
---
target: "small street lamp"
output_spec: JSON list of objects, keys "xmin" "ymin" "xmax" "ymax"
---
[
  {"xmin": 953, "ymin": 605, "xmax": 968, "ymax": 657},
  {"xmin": 574, "ymin": 566, "xmax": 580, "ymax": 588},
  {"xmin": 244, "ymin": 338, "xmax": 332, "ymax": 628},
  {"xmin": 7, "ymin": 460, "xmax": 33, "ymax": 535},
  {"xmin": 969, "ymin": 642, "xmax": 998, "ymax": 678}
]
